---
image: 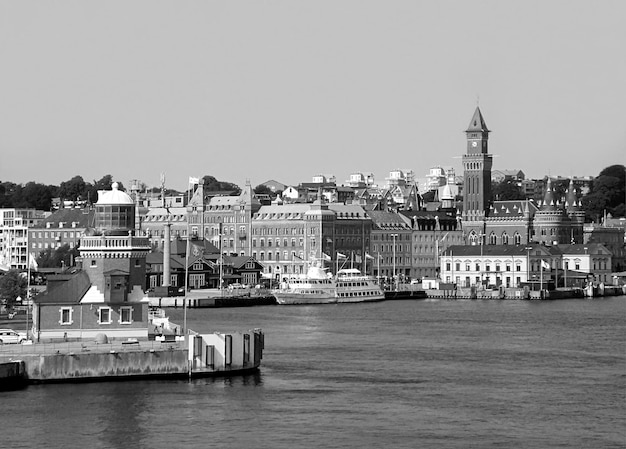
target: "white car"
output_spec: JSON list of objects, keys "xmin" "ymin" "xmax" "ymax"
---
[{"xmin": 0, "ymin": 329, "xmax": 28, "ymax": 344}]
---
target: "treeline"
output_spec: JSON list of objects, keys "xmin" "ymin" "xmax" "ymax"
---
[
  {"xmin": 0, "ymin": 174, "xmax": 242, "ymax": 212},
  {"xmin": 0, "ymin": 175, "xmax": 121, "ymax": 211}
]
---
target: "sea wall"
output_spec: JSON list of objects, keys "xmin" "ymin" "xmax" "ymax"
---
[
  {"xmin": 0, "ymin": 329, "xmax": 265, "ymax": 383},
  {"xmin": 18, "ymin": 348, "xmax": 189, "ymax": 382}
]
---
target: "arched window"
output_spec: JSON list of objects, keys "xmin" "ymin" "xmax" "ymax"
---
[
  {"xmin": 514, "ymin": 233, "xmax": 521, "ymax": 245},
  {"xmin": 489, "ymin": 233, "xmax": 497, "ymax": 245},
  {"xmin": 502, "ymin": 233, "xmax": 509, "ymax": 245}
]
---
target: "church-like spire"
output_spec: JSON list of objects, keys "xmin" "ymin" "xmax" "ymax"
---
[
  {"xmin": 541, "ymin": 178, "xmax": 557, "ymax": 211},
  {"xmin": 466, "ymin": 107, "xmax": 490, "ymax": 133},
  {"xmin": 565, "ymin": 179, "xmax": 580, "ymax": 211}
]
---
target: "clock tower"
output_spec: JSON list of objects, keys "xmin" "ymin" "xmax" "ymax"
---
[{"xmin": 462, "ymin": 107, "xmax": 493, "ymax": 236}]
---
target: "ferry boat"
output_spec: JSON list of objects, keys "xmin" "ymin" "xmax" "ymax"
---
[
  {"xmin": 335, "ymin": 268, "xmax": 385, "ymax": 303},
  {"xmin": 272, "ymin": 265, "xmax": 337, "ymax": 305},
  {"xmin": 272, "ymin": 266, "xmax": 384, "ymax": 305}
]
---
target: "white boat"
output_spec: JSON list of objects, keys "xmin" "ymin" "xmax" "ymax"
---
[
  {"xmin": 272, "ymin": 266, "xmax": 384, "ymax": 305},
  {"xmin": 335, "ymin": 268, "xmax": 385, "ymax": 303},
  {"xmin": 272, "ymin": 265, "xmax": 337, "ymax": 305}
]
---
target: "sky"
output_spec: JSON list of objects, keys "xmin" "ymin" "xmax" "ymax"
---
[{"xmin": 0, "ymin": 0, "xmax": 624, "ymax": 193}]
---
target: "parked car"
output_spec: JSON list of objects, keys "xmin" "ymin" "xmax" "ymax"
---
[{"xmin": 0, "ymin": 329, "xmax": 28, "ymax": 344}]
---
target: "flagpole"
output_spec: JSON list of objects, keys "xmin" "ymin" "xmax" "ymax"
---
[
  {"xmin": 183, "ymin": 229, "xmax": 189, "ymax": 339},
  {"xmin": 26, "ymin": 231, "xmax": 31, "ymax": 341}
]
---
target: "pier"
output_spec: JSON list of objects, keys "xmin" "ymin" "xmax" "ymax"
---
[{"xmin": 0, "ymin": 328, "xmax": 264, "ymax": 385}]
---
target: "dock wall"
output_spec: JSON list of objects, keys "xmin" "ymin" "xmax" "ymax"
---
[
  {"xmin": 15, "ymin": 348, "xmax": 189, "ymax": 382},
  {"xmin": 0, "ymin": 329, "xmax": 265, "ymax": 384}
]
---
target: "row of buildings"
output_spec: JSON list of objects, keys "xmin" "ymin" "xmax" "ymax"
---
[{"xmin": 1, "ymin": 108, "xmax": 624, "ymax": 291}]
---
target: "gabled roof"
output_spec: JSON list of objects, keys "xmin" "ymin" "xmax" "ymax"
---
[
  {"xmin": 33, "ymin": 208, "xmax": 94, "ymax": 229},
  {"xmin": 466, "ymin": 107, "xmax": 489, "ymax": 133},
  {"xmin": 367, "ymin": 210, "xmax": 412, "ymax": 230},
  {"xmin": 225, "ymin": 256, "xmax": 262, "ymax": 269},
  {"xmin": 34, "ymin": 270, "xmax": 91, "ymax": 304},
  {"xmin": 145, "ymin": 251, "xmax": 186, "ymax": 269}
]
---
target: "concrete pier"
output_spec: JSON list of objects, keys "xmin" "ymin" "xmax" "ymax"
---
[{"xmin": 0, "ymin": 329, "xmax": 264, "ymax": 384}]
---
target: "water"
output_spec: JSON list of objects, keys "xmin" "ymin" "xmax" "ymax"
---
[{"xmin": 2, "ymin": 298, "xmax": 625, "ymax": 448}]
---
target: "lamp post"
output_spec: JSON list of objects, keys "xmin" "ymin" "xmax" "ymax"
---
[
  {"xmin": 183, "ymin": 227, "xmax": 190, "ymax": 339},
  {"xmin": 219, "ymin": 221, "xmax": 224, "ymax": 296},
  {"xmin": 391, "ymin": 233, "xmax": 398, "ymax": 291}
]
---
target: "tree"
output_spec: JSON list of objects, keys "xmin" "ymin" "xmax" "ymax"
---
[
  {"xmin": 201, "ymin": 175, "xmax": 241, "ymax": 195},
  {"xmin": 254, "ymin": 184, "xmax": 280, "ymax": 199},
  {"xmin": 58, "ymin": 175, "xmax": 88, "ymax": 202},
  {"xmin": 0, "ymin": 181, "xmax": 18, "ymax": 207},
  {"xmin": 492, "ymin": 179, "xmax": 524, "ymax": 201},
  {"xmin": 582, "ymin": 164, "xmax": 626, "ymax": 221},
  {"xmin": 15, "ymin": 182, "xmax": 57, "ymax": 210},
  {"xmin": 36, "ymin": 244, "xmax": 79, "ymax": 269},
  {"xmin": 0, "ymin": 269, "xmax": 27, "ymax": 307}
]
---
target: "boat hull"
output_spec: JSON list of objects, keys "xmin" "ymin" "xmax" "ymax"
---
[
  {"xmin": 336, "ymin": 293, "xmax": 384, "ymax": 303},
  {"xmin": 272, "ymin": 291, "xmax": 338, "ymax": 305}
]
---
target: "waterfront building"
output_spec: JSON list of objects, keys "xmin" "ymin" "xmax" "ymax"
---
[
  {"xmin": 439, "ymin": 243, "xmax": 556, "ymax": 289},
  {"xmin": 0, "ymin": 208, "xmax": 47, "ymax": 270},
  {"xmin": 583, "ymin": 222, "xmax": 625, "ymax": 272},
  {"xmin": 557, "ymin": 243, "xmax": 612, "ymax": 286},
  {"xmin": 399, "ymin": 210, "xmax": 464, "ymax": 280},
  {"xmin": 367, "ymin": 210, "xmax": 412, "ymax": 281},
  {"xmin": 32, "ymin": 183, "xmax": 151, "ymax": 342},
  {"xmin": 187, "ymin": 179, "xmax": 261, "ymax": 257},
  {"xmin": 439, "ymin": 242, "xmax": 612, "ymax": 289},
  {"xmin": 251, "ymin": 199, "xmax": 371, "ymax": 279}
]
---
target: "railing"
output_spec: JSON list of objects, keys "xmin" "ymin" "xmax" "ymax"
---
[{"xmin": 80, "ymin": 236, "xmax": 151, "ymax": 249}]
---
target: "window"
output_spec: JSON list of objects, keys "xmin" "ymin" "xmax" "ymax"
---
[
  {"xmin": 119, "ymin": 306, "xmax": 133, "ymax": 324},
  {"xmin": 98, "ymin": 307, "xmax": 112, "ymax": 324},
  {"xmin": 59, "ymin": 307, "xmax": 73, "ymax": 325},
  {"xmin": 91, "ymin": 259, "xmax": 97, "ymax": 267}
]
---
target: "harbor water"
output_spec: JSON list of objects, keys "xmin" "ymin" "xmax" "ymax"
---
[{"xmin": 2, "ymin": 297, "xmax": 625, "ymax": 448}]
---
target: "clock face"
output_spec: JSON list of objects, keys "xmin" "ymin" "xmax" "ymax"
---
[{"xmin": 471, "ymin": 141, "xmax": 478, "ymax": 148}]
